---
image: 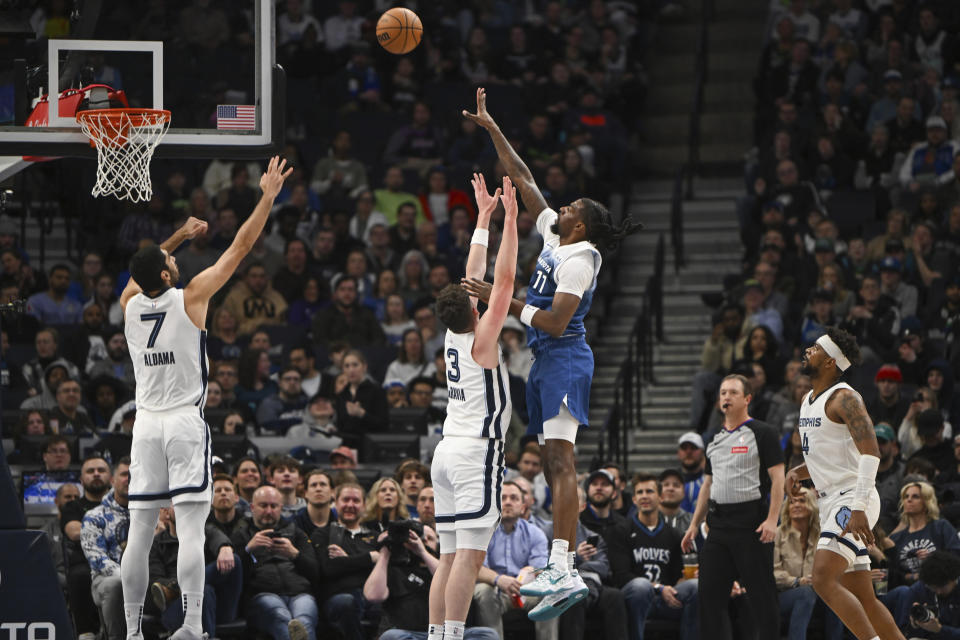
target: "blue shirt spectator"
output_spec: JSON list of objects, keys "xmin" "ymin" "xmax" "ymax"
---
[{"xmin": 27, "ymin": 264, "xmax": 83, "ymax": 324}]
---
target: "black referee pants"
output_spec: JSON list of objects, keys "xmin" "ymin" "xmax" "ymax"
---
[{"xmin": 699, "ymin": 526, "xmax": 778, "ymax": 640}]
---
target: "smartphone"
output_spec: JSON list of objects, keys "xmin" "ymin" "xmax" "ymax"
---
[
  {"xmin": 265, "ymin": 531, "xmax": 282, "ymax": 538},
  {"xmin": 586, "ymin": 535, "xmax": 599, "ymax": 547}
]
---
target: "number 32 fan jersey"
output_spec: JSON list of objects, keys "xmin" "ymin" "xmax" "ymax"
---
[{"xmin": 125, "ymin": 288, "xmax": 208, "ymax": 412}]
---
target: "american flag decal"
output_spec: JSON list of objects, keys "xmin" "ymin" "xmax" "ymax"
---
[{"xmin": 216, "ymin": 105, "xmax": 256, "ymax": 130}]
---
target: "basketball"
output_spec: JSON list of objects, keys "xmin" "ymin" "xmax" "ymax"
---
[{"xmin": 376, "ymin": 7, "xmax": 423, "ymax": 55}]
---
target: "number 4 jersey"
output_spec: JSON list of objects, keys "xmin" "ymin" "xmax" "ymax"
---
[
  {"xmin": 125, "ymin": 287, "xmax": 208, "ymax": 412},
  {"xmin": 441, "ymin": 329, "xmax": 511, "ymax": 439},
  {"xmin": 798, "ymin": 381, "xmax": 862, "ymax": 495}
]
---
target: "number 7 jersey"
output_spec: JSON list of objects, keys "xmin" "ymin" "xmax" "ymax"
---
[
  {"xmin": 441, "ymin": 329, "xmax": 511, "ymax": 439},
  {"xmin": 798, "ymin": 381, "xmax": 861, "ymax": 495},
  {"xmin": 125, "ymin": 287, "xmax": 208, "ymax": 413}
]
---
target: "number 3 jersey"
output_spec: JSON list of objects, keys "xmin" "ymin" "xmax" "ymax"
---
[
  {"xmin": 441, "ymin": 329, "xmax": 511, "ymax": 439},
  {"xmin": 798, "ymin": 381, "xmax": 862, "ymax": 495},
  {"xmin": 125, "ymin": 287, "xmax": 208, "ymax": 412},
  {"xmin": 525, "ymin": 207, "xmax": 602, "ymax": 352}
]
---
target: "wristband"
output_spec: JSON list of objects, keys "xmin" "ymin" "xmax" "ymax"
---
[
  {"xmin": 494, "ymin": 574, "xmax": 502, "ymax": 589},
  {"xmin": 852, "ymin": 454, "xmax": 880, "ymax": 511},
  {"xmin": 654, "ymin": 584, "xmax": 663, "ymax": 594},
  {"xmin": 520, "ymin": 304, "xmax": 538, "ymax": 327},
  {"xmin": 471, "ymin": 228, "xmax": 489, "ymax": 247}
]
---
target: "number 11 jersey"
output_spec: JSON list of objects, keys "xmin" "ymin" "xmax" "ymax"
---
[
  {"xmin": 441, "ymin": 330, "xmax": 511, "ymax": 439},
  {"xmin": 125, "ymin": 287, "xmax": 208, "ymax": 412}
]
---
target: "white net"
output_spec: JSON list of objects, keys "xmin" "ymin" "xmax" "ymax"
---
[{"xmin": 76, "ymin": 109, "xmax": 171, "ymax": 203}]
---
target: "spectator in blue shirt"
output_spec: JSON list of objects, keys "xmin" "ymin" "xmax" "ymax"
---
[
  {"xmin": 473, "ymin": 481, "xmax": 557, "ymax": 640},
  {"xmin": 888, "ymin": 550, "xmax": 960, "ymax": 639},
  {"xmin": 890, "ymin": 482, "xmax": 960, "ymax": 588},
  {"xmin": 26, "ymin": 264, "xmax": 83, "ymax": 324},
  {"xmin": 677, "ymin": 433, "xmax": 706, "ymax": 513}
]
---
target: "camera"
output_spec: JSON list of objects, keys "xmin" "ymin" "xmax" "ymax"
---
[
  {"xmin": 384, "ymin": 519, "xmax": 424, "ymax": 556},
  {"xmin": 911, "ymin": 603, "xmax": 935, "ymax": 624}
]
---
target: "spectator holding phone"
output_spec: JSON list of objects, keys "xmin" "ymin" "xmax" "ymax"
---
[{"xmin": 231, "ymin": 486, "xmax": 319, "ymax": 640}]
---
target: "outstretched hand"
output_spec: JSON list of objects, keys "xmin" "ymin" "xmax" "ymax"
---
[
  {"xmin": 460, "ymin": 277, "xmax": 492, "ymax": 303},
  {"xmin": 259, "ymin": 156, "xmax": 294, "ymax": 199},
  {"xmin": 471, "ymin": 172, "xmax": 501, "ymax": 223},
  {"xmin": 462, "ymin": 87, "xmax": 496, "ymax": 130},
  {"xmin": 500, "ymin": 175, "xmax": 517, "ymax": 220}
]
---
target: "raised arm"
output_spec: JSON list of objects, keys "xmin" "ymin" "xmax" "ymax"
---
[
  {"xmin": 472, "ymin": 176, "xmax": 518, "ymax": 370},
  {"xmin": 464, "ymin": 172, "xmax": 502, "ymax": 308},
  {"xmin": 119, "ymin": 216, "xmax": 209, "ymax": 313},
  {"xmin": 463, "ymin": 87, "xmax": 548, "ymax": 216},
  {"xmin": 183, "ymin": 156, "xmax": 292, "ymax": 325}
]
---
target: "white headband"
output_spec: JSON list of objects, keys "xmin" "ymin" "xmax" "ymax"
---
[{"xmin": 816, "ymin": 335, "xmax": 851, "ymax": 371}]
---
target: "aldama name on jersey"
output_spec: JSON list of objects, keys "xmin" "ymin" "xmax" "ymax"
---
[
  {"xmin": 448, "ymin": 386, "xmax": 466, "ymax": 401},
  {"xmin": 144, "ymin": 351, "xmax": 176, "ymax": 367}
]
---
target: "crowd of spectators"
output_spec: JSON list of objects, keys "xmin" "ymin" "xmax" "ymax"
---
[
  {"xmin": 686, "ymin": 0, "xmax": 960, "ymax": 637},
  {"xmin": 0, "ymin": 1, "xmax": 670, "ymax": 639},
  {"xmin": 1, "ymin": 0, "xmax": 656, "ymax": 468}
]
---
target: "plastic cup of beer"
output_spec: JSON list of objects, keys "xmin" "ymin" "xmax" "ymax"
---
[{"xmin": 682, "ymin": 553, "xmax": 698, "ymax": 580}]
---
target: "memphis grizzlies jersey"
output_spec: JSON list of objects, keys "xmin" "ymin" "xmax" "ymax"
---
[
  {"xmin": 798, "ymin": 382, "xmax": 861, "ymax": 494},
  {"xmin": 526, "ymin": 208, "xmax": 602, "ymax": 351},
  {"xmin": 125, "ymin": 288, "xmax": 208, "ymax": 412},
  {"xmin": 441, "ymin": 329, "xmax": 511, "ymax": 439}
]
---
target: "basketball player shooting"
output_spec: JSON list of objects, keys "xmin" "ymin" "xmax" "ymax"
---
[
  {"xmin": 787, "ymin": 327, "xmax": 905, "ymax": 640},
  {"xmin": 118, "ymin": 156, "xmax": 292, "ymax": 640},
  {"xmin": 427, "ymin": 174, "xmax": 518, "ymax": 640},
  {"xmin": 461, "ymin": 87, "xmax": 642, "ymax": 620}
]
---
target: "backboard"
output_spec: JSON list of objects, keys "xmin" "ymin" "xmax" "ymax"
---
[{"xmin": 0, "ymin": 0, "xmax": 282, "ymax": 161}]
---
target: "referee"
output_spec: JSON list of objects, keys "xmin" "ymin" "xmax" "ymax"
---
[{"xmin": 681, "ymin": 373, "xmax": 785, "ymax": 639}]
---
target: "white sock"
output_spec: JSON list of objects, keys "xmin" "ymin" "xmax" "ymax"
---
[
  {"xmin": 124, "ymin": 603, "xmax": 143, "ymax": 638},
  {"xmin": 427, "ymin": 623, "xmax": 443, "ymax": 640},
  {"xmin": 181, "ymin": 591, "xmax": 203, "ymax": 631},
  {"xmin": 550, "ymin": 539, "xmax": 569, "ymax": 574},
  {"xmin": 568, "ymin": 551, "xmax": 576, "ymax": 573},
  {"xmin": 444, "ymin": 620, "xmax": 465, "ymax": 639}
]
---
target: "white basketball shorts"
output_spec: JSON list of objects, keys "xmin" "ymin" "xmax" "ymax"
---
[
  {"xmin": 432, "ymin": 436, "xmax": 505, "ymax": 552},
  {"xmin": 816, "ymin": 486, "xmax": 880, "ymax": 570},
  {"xmin": 128, "ymin": 405, "xmax": 212, "ymax": 510}
]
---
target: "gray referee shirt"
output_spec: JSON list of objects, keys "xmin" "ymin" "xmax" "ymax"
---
[{"xmin": 705, "ymin": 419, "xmax": 783, "ymax": 504}]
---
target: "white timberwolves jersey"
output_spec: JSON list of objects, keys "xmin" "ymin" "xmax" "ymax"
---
[
  {"xmin": 125, "ymin": 288, "xmax": 208, "ymax": 412},
  {"xmin": 441, "ymin": 330, "xmax": 511, "ymax": 439},
  {"xmin": 799, "ymin": 382, "xmax": 861, "ymax": 493}
]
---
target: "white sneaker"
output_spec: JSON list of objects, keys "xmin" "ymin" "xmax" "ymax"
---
[
  {"xmin": 528, "ymin": 571, "xmax": 589, "ymax": 621},
  {"xmin": 168, "ymin": 627, "xmax": 206, "ymax": 640},
  {"xmin": 519, "ymin": 563, "xmax": 573, "ymax": 597}
]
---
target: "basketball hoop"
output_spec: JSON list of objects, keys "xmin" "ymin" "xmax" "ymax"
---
[{"xmin": 76, "ymin": 108, "xmax": 171, "ymax": 202}]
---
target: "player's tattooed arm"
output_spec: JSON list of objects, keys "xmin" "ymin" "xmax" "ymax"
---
[
  {"xmin": 462, "ymin": 87, "xmax": 548, "ymax": 215},
  {"xmin": 830, "ymin": 388, "xmax": 881, "ymax": 457}
]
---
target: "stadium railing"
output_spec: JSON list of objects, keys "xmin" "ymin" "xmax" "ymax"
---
[{"xmin": 596, "ymin": 233, "xmax": 664, "ymax": 469}]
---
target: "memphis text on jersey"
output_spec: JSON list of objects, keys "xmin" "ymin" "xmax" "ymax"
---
[
  {"xmin": 143, "ymin": 351, "xmax": 176, "ymax": 367},
  {"xmin": 799, "ymin": 417, "xmax": 822, "ymax": 428}
]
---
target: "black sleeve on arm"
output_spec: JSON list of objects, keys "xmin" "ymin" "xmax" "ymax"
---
[
  {"xmin": 607, "ymin": 523, "xmax": 635, "ymax": 589},
  {"xmin": 61, "ymin": 501, "xmax": 83, "ymax": 529},
  {"xmin": 705, "ymin": 454, "xmax": 712, "ymax": 476},
  {"xmin": 752, "ymin": 420, "xmax": 784, "ymax": 468},
  {"xmin": 294, "ymin": 529, "xmax": 320, "ymax": 587}
]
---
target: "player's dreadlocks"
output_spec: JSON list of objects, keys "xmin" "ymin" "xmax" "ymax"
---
[
  {"xmin": 580, "ymin": 198, "xmax": 644, "ymax": 254},
  {"xmin": 824, "ymin": 326, "xmax": 862, "ymax": 369}
]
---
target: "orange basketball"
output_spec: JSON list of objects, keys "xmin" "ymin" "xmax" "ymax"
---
[{"xmin": 376, "ymin": 7, "xmax": 423, "ymax": 55}]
